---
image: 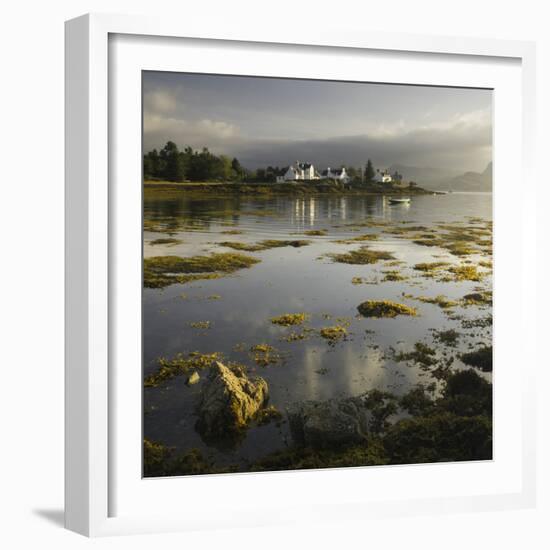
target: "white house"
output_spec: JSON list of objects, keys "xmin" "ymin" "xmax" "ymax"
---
[
  {"xmin": 276, "ymin": 161, "xmax": 320, "ymax": 182},
  {"xmin": 275, "ymin": 161, "xmax": 351, "ymax": 184},
  {"xmin": 374, "ymin": 169, "xmax": 393, "ymax": 183},
  {"xmin": 320, "ymin": 167, "xmax": 350, "ymax": 183}
]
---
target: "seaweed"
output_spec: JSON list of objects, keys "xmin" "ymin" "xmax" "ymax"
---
[
  {"xmin": 357, "ymin": 300, "xmax": 417, "ymax": 318},
  {"xmin": 149, "ymin": 238, "xmax": 183, "ymax": 246},
  {"xmin": 250, "ymin": 344, "xmax": 283, "ymax": 366},
  {"xmin": 328, "ymin": 246, "xmax": 395, "ymax": 265},
  {"xmin": 382, "ymin": 270, "xmax": 408, "ymax": 282},
  {"xmin": 448, "ymin": 265, "xmax": 485, "ymax": 282},
  {"xmin": 220, "ymin": 239, "xmax": 310, "ymax": 252},
  {"xmin": 189, "ymin": 321, "xmax": 211, "ymax": 329},
  {"xmin": 256, "ymin": 405, "xmax": 284, "ymax": 425},
  {"xmin": 333, "ymin": 233, "xmax": 379, "ymax": 244},
  {"xmin": 270, "ymin": 313, "xmax": 309, "ymax": 326},
  {"xmin": 319, "ymin": 325, "xmax": 348, "ymax": 344},
  {"xmin": 144, "ymin": 252, "xmax": 260, "ymax": 288},
  {"xmin": 413, "ymin": 294, "xmax": 459, "ymax": 309},
  {"xmin": 461, "ymin": 345, "xmax": 493, "ymax": 372},
  {"xmin": 462, "ymin": 291, "xmax": 492, "ymax": 306},
  {"xmin": 433, "ymin": 328, "xmax": 460, "ymax": 347},
  {"xmin": 393, "ymin": 342, "xmax": 438, "ymax": 367},
  {"xmin": 144, "ymin": 351, "xmax": 222, "ymax": 387}
]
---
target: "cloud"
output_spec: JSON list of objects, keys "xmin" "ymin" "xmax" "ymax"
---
[
  {"xmin": 143, "ymin": 89, "xmax": 179, "ymax": 115},
  {"xmin": 142, "ymin": 83, "xmax": 491, "ymax": 174},
  {"xmin": 143, "ymin": 87, "xmax": 242, "ymax": 152},
  {"xmin": 229, "ymin": 112, "xmax": 492, "ymax": 174}
]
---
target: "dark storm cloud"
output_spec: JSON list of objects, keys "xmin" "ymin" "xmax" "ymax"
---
[{"xmin": 143, "ymin": 72, "xmax": 492, "ymax": 174}]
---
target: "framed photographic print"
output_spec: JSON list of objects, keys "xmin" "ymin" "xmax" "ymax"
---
[{"xmin": 65, "ymin": 13, "xmax": 537, "ymax": 536}]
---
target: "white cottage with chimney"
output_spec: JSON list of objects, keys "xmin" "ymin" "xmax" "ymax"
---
[
  {"xmin": 277, "ymin": 161, "xmax": 320, "ymax": 182},
  {"xmin": 276, "ymin": 161, "xmax": 350, "ymax": 183},
  {"xmin": 320, "ymin": 167, "xmax": 350, "ymax": 183},
  {"xmin": 374, "ymin": 169, "xmax": 393, "ymax": 183}
]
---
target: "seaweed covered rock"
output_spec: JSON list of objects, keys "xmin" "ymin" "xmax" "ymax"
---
[
  {"xmin": 287, "ymin": 398, "xmax": 374, "ymax": 448},
  {"xmin": 384, "ymin": 412, "xmax": 492, "ymax": 464},
  {"xmin": 461, "ymin": 345, "xmax": 493, "ymax": 372},
  {"xmin": 197, "ymin": 361, "xmax": 268, "ymax": 436}
]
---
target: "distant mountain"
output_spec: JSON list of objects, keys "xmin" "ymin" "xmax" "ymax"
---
[
  {"xmin": 446, "ymin": 162, "xmax": 492, "ymax": 192},
  {"xmin": 388, "ymin": 164, "xmax": 457, "ymax": 189},
  {"xmin": 389, "ymin": 162, "xmax": 492, "ymax": 192}
]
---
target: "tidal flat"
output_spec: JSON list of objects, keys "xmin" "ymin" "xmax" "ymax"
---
[{"xmin": 143, "ymin": 190, "xmax": 493, "ymax": 476}]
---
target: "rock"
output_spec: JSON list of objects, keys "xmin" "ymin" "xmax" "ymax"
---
[
  {"xmin": 287, "ymin": 398, "xmax": 374, "ymax": 448},
  {"xmin": 186, "ymin": 371, "xmax": 200, "ymax": 386},
  {"xmin": 197, "ymin": 361, "xmax": 268, "ymax": 436}
]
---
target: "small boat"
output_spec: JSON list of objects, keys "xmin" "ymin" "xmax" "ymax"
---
[{"xmin": 388, "ymin": 197, "xmax": 411, "ymax": 204}]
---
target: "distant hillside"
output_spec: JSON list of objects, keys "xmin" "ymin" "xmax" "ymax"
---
[
  {"xmin": 446, "ymin": 162, "xmax": 492, "ymax": 192},
  {"xmin": 388, "ymin": 164, "xmax": 457, "ymax": 189},
  {"xmin": 389, "ymin": 162, "xmax": 492, "ymax": 192}
]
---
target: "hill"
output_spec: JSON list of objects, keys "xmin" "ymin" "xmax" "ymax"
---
[{"xmin": 389, "ymin": 162, "xmax": 492, "ymax": 192}]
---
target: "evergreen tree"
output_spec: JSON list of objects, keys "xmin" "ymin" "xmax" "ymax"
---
[
  {"xmin": 365, "ymin": 159, "xmax": 375, "ymax": 182},
  {"xmin": 159, "ymin": 141, "xmax": 185, "ymax": 182}
]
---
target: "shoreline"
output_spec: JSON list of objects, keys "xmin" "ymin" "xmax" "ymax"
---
[{"xmin": 144, "ymin": 180, "xmax": 441, "ymax": 196}]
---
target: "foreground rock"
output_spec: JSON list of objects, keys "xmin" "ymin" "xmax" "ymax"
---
[
  {"xmin": 287, "ymin": 398, "xmax": 374, "ymax": 448},
  {"xmin": 197, "ymin": 361, "xmax": 268, "ymax": 436},
  {"xmin": 186, "ymin": 371, "xmax": 200, "ymax": 386}
]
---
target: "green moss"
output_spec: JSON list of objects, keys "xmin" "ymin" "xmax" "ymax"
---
[
  {"xmin": 144, "ymin": 252, "xmax": 260, "ymax": 288},
  {"xmin": 149, "ymin": 237, "xmax": 183, "ymax": 246},
  {"xmin": 357, "ymin": 300, "xmax": 417, "ymax": 318},
  {"xmin": 461, "ymin": 345, "xmax": 493, "ymax": 372},
  {"xmin": 328, "ymin": 246, "xmax": 395, "ymax": 265},
  {"xmin": 270, "ymin": 313, "xmax": 309, "ymax": 326}
]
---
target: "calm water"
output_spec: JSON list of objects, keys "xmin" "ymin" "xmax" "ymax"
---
[{"xmin": 143, "ymin": 192, "xmax": 492, "ymax": 467}]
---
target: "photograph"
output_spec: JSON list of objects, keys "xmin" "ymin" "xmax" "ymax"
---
[{"xmin": 142, "ymin": 72, "xmax": 493, "ymax": 477}]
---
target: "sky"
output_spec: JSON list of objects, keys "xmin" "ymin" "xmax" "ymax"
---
[{"xmin": 143, "ymin": 71, "xmax": 492, "ymax": 176}]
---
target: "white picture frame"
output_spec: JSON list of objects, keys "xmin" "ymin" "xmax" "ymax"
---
[{"xmin": 65, "ymin": 13, "xmax": 537, "ymax": 537}]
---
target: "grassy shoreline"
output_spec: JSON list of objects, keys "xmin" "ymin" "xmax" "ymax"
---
[{"xmin": 144, "ymin": 180, "xmax": 438, "ymax": 196}]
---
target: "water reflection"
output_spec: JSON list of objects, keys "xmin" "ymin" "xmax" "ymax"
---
[{"xmin": 143, "ymin": 191, "xmax": 492, "ymax": 463}]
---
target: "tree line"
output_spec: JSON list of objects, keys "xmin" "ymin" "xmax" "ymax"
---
[{"xmin": 144, "ymin": 141, "xmax": 395, "ymax": 185}]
